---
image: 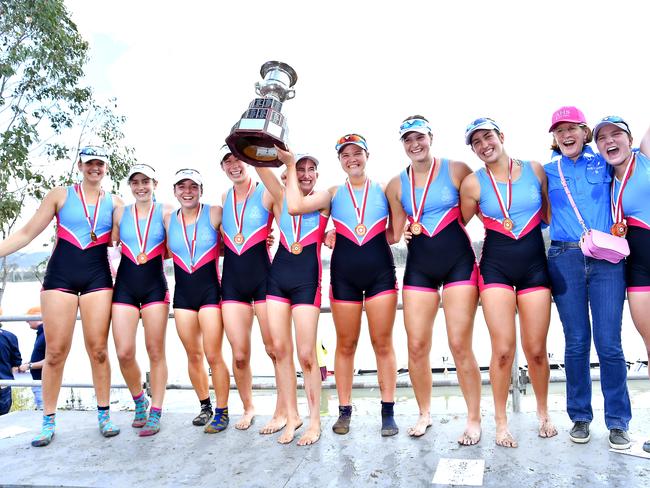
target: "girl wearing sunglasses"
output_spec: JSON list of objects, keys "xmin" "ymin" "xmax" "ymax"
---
[
  {"xmin": 460, "ymin": 118, "xmax": 556, "ymax": 448},
  {"xmin": 385, "ymin": 116, "xmax": 481, "ymax": 443},
  {"xmin": 110, "ymin": 164, "xmax": 172, "ymax": 436},
  {"xmin": 304, "ymin": 134, "xmax": 400, "ymax": 437},
  {"xmin": 165, "ymin": 169, "xmax": 230, "ymax": 434},
  {"xmin": 0, "ymin": 146, "xmax": 122, "ymax": 446},
  {"xmin": 594, "ymin": 116, "xmax": 650, "ymax": 452}
]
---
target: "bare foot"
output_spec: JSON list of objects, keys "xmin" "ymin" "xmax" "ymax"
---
[
  {"xmin": 538, "ymin": 416, "xmax": 558, "ymax": 438},
  {"xmin": 259, "ymin": 416, "xmax": 286, "ymax": 435},
  {"xmin": 458, "ymin": 420, "xmax": 482, "ymax": 446},
  {"xmin": 297, "ymin": 422, "xmax": 321, "ymax": 446},
  {"xmin": 407, "ymin": 414, "xmax": 432, "ymax": 437},
  {"xmin": 278, "ymin": 419, "xmax": 303, "ymax": 444},
  {"xmin": 495, "ymin": 425, "xmax": 518, "ymax": 448},
  {"xmin": 235, "ymin": 410, "xmax": 255, "ymax": 430}
]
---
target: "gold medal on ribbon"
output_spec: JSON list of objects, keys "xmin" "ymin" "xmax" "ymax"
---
[
  {"xmin": 290, "ymin": 242, "xmax": 303, "ymax": 255},
  {"xmin": 407, "ymin": 160, "xmax": 436, "ymax": 239},
  {"xmin": 78, "ymin": 183, "xmax": 102, "ymax": 244},
  {"xmin": 133, "ymin": 203, "xmax": 155, "ymax": 266},
  {"xmin": 611, "ymin": 222, "xmax": 627, "ymax": 237},
  {"xmin": 502, "ymin": 218, "xmax": 514, "ymax": 231},
  {"xmin": 234, "ymin": 232, "xmax": 245, "ymax": 245},
  {"xmin": 346, "ymin": 178, "xmax": 370, "ymax": 240},
  {"xmin": 610, "ymin": 154, "xmax": 634, "ymax": 239}
]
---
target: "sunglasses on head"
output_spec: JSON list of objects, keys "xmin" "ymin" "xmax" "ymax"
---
[
  {"xmin": 336, "ymin": 134, "xmax": 366, "ymax": 145},
  {"xmin": 335, "ymin": 133, "xmax": 367, "ymax": 152},
  {"xmin": 465, "ymin": 117, "xmax": 498, "ymax": 133},
  {"xmin": 599, "ymin": 116, "xmax": 629, "ymax": 131},
  {"xmin": 399, "ymin": 118, "xmax": 429, "ymax": 131},
  {"xmin": 79, "ymin": 146, "xmax": 109, "ymax": 158}
]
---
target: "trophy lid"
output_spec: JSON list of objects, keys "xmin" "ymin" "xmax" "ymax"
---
[{"xmin": 260, "ymin": 61, "xmax": 298, "ymax": 87}]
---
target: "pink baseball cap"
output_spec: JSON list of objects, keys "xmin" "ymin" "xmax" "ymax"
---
[{"xmin": 549, "ymin": 106, "xmax": 587, "ymax": 132}]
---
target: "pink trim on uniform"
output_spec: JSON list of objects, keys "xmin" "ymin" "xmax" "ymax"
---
[
  {"xmin": 444, "ymin": 264, "xmax": 479, "ymax": 289},
  {"xmin": 82, "ymin": 287, "xmax": 113, "ymax": 295},
  {"xmin": 171, "ymin": 254, "xmax": 191, "ymax": 274},
  {"xmin": 430, "ymin": 207, "xmax": 461, "ymax": 238},
  {"xmin": 253, "ymin": 299, "xmax": 267, "ymax": 305},
  {"xmin": 332, "ymin": 217, "xmax": 389, "ymax": 246},
  {"xmin": 267, "ymin": 295, "xmax": 291, "ymax": 305},
  {"xmin": 291, "ymin": 303, "xmax": 320, "ymax": 310},
  {"xmin": 628, "ymin": 216, "xmax": 650, "ymax": 230},
  {"xmin": 365, "ymin": 288, "xmax": 398, "ymax": 301},
  {"xmin": 112, "ymin": 302, "xmax": 140, "ymax": 310},
  {"xmin": 329, "ymin": 297, "xmax": 362, "ymax": 305},
  {"xmin": 516, "ymin": 286, "xmax": 549, "ymax": 296},
  {"xmin": 443, "ymin": 280, "xmax": 476, "ymax": 289},
  {"xmin": 479, "ymin": 282, "xmax": 513, "ymax": 293},
  {"xmin": 403, "ymin": 285, "xmax": 438, "ymax": 293},
  {"xmin": 41, "ymin": 287, "xmax": 74, "ymax": 294},
  {"xmin": 221, "ymin": 300, "xmax": 253, "ymax": 307},
  {"xmin": 627, "ymin": 286, "xmax": 650, "ymax": 293},
  {"xmin": 141, "ymin": 299, "xmax": 170, "ymax": 309},
  {"xmin": 199, "ymin": 304, "xmax": 221, "ymax": 310}
]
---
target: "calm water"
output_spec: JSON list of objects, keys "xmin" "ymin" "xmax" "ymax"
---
[{"xmin": 3, "ymin": 278, "xmax": 648, "ymax": 414}]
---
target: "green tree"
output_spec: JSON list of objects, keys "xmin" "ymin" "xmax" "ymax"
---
[{"xmin": 0, "ymin": 0, "xmax": 135, "ymax": 305}]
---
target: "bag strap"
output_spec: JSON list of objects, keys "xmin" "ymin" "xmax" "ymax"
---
[{"xmin": 556, "ymin": 158, "xmax": 589, "ymax": 234}]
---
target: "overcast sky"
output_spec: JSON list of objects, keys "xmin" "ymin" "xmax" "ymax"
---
[{"xmin": 27, "ymin": 0, "xmax": 650, "ymax": 244}]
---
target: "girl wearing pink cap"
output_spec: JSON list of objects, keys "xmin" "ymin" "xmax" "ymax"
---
[
  {"xmin": 545, "ymin": 107, "xmax": 631, "ymax": 450},
  {"xmin": 385, "ymin": 116, "xmax": 482, "ymax": 443},
  {"xmin": 460, "ymin": 118, "xmax": 556, "ymax": 448},
  {"xmin": 594, "ymin": 116, "xmax": 650, "ymax": 453}
]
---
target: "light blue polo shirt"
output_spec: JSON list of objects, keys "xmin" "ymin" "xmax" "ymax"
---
[{"xmin": 544, "ymin": 146, "xmax": 612, "ymax": 242}]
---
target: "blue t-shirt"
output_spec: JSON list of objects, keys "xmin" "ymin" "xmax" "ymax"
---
[
  {"xmin": 544, "ymin": 146, "xmax": 612, "ymax": 242},
  {"xmin": 0, "ymin": 328, "xmax": 21, "ymax": 380}
]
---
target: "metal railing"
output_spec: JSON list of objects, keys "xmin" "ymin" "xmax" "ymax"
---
[{"xmin": 2, "ymin": 312, "xmax": 648, "ymax": 413}]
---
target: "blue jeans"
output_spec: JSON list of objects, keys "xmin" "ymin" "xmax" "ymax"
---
[
  {"xmin": 0, "ymin": 387, "xmax": 11, "ymax": 415},
  {"xmin": 548, "ymin": 244, "xmax": 631, "ymax": 430},
  {"xmin": 32, "ymin": 386, "xmax": 43, "ymax": 410}
]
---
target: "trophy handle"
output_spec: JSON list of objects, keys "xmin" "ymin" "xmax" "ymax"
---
[{"xmin": 285, "ymin": 89, "xmax": 295, "ymax": 100}]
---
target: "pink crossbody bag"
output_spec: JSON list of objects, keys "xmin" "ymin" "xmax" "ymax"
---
[{"xmin": 556, "ymin": 160, "xmax": 629, "ymax": 264}]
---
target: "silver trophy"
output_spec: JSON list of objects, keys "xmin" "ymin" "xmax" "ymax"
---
[{"xmin": 225, "ymin": 61, "xmax": 298, "ymax": 167}]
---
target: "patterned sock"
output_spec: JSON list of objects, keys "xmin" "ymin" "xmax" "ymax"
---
[
  {"xmin": 98, "ymin": 407, "xmax": 121, "ymax": 438},
  {"xmin": 31, "ymin": 414, "xmax": 56, "ymax": 447},
  {"xmin": 132, "ymin": 392, "xmax": 150, "ymax": 428},
  {"xmin": 204, "ymin": 407, "xmax": 229, "ymax": 434},
  {"xmin": 139, "ymin": 407, "xmax": 162, "ymax": 437}
]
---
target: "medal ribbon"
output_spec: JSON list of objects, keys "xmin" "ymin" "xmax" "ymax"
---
[
  {"xmin": 77, "ymin": 184, "xmax": 103, "ymax": 238},
  {"xmin": 290, "ymin": 190, "xmax": 313, "ymax": 244},
  {"xmin": 180, "ymin": 203, "xmax": 203, "ymax": 270},
  {"xmin": 232, "ymin": 179, "xmax": 254, "ymax": 238},
  {"xmin": 133, "ymin": 202, "xmax": 156, "ymax": 256},
  {"xmin": 610, "ymin": 153, "xmax": 635, "ymax": 224},
  {"xmin": 485, "ymin": 158, "xmax": 513, "ymax": 222},
  {"xmin": 345, "ymin": 178, "xmax": 370, "ymax": 227},
  {"xmin": 408, "ymin": 159, "xmax": 436, "ymax": 223}
]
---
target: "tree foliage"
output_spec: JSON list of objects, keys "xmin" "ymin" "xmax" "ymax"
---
[{"xmin": 0, "ymin": 0, "xmax": 135, "ymax": 304}]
